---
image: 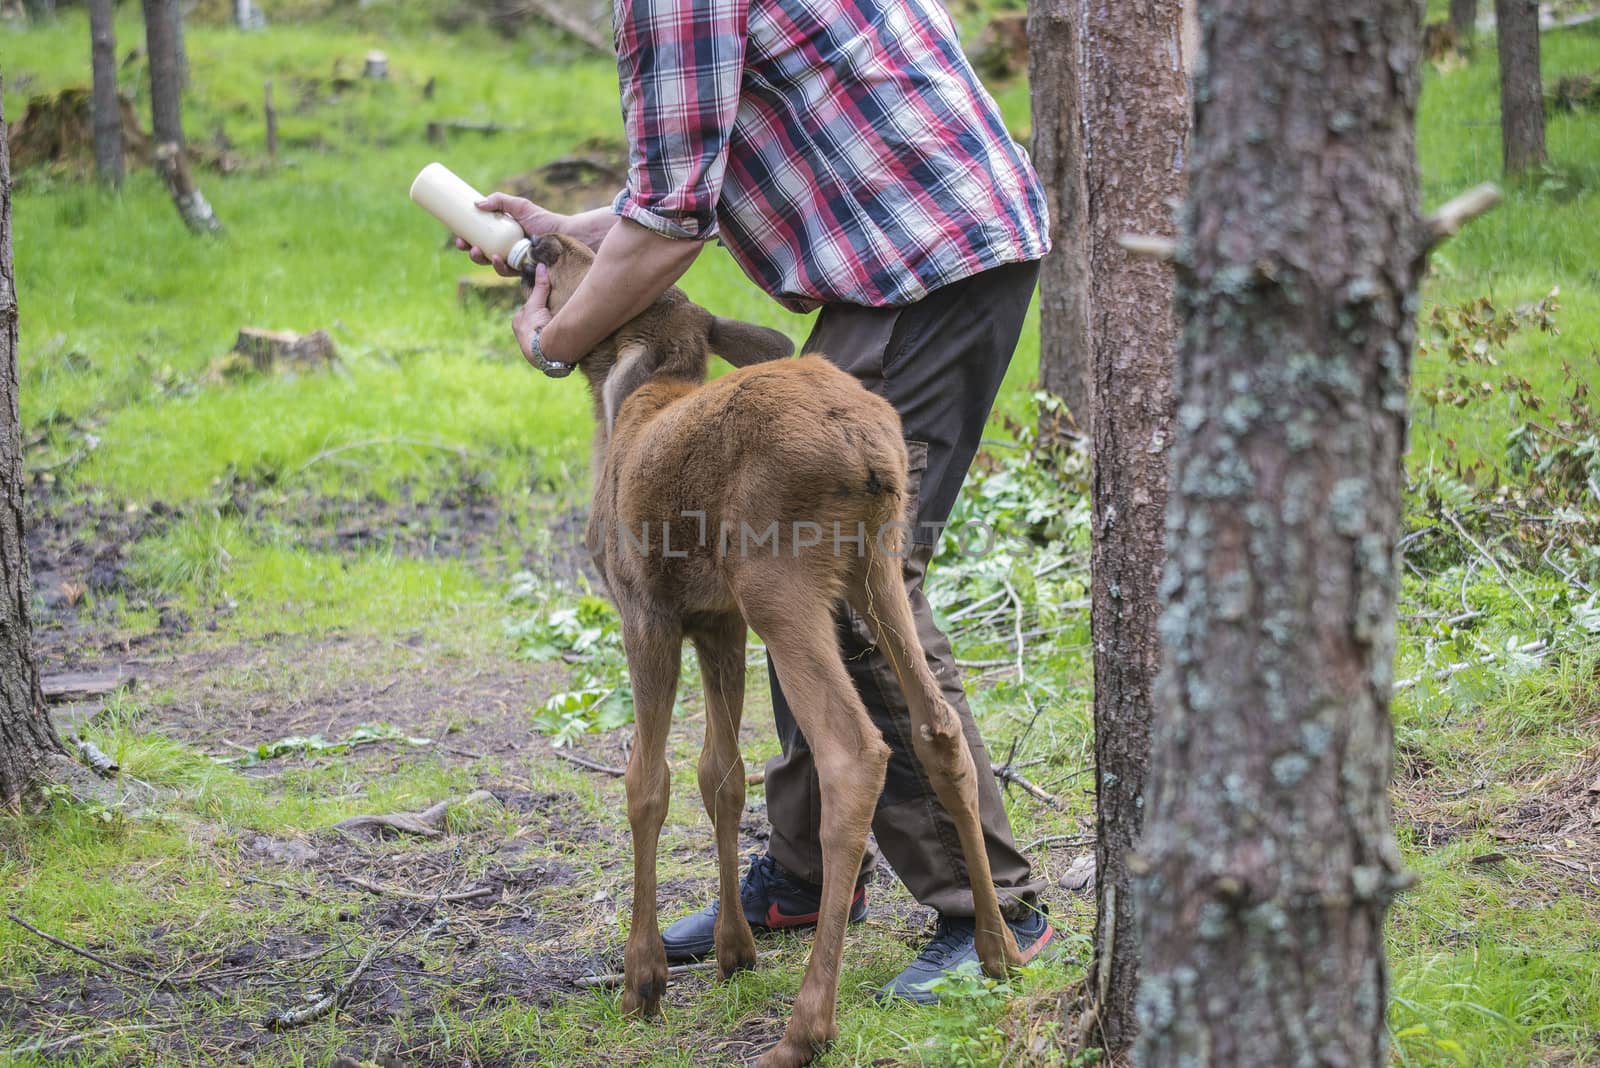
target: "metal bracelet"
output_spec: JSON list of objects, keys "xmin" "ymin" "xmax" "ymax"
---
[{"xmin": 529, "ymin": 328, "xmax": 576, "ymax": 379}]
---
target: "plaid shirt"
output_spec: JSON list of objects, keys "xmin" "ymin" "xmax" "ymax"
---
[{"xmin": 611, "ymin": 0, "xmax": 1050, "ymax": 311}]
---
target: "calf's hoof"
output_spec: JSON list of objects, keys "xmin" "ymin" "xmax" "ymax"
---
[
  {"xmin": 715, "ymin": 938, "xmax": 758, "ymax": 980},
  {"xmin": 621, "ymin": 974, "xmax": 668, "ymax": 1017},
  {"xmin": 754, "ymin": 1033, "xmax": 827, "ymax": 1068}
]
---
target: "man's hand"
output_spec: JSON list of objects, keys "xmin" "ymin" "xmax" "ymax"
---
[
  {"xmin": 455, "ymin": 193, "xmax": 568, "ymax": 277},
  {"xmin": 512, "ymin": 264, "xmax": 554, "ymax": 369}
]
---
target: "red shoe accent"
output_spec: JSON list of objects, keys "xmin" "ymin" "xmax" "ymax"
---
[
  {"xmin": 1016, "ymin": 923, "xmax": 1055, "ymax": 965},
  {"xmin": 764, "ymin": 886, "xmax": 866, "ymax": 929}
]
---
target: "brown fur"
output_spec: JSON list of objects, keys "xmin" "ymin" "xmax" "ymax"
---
[{"xmin": 527, "ymin": 234, "xmax": 1021, "ymax": 1068}]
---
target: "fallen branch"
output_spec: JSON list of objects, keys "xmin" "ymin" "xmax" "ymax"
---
[
  {"xmin": 333, "ymin": 789, "xmax": 498, "ymax": 840},
  {"xmin": 42, "ymin": 670, "xmax": 134, "ymax": 703},
  {"xmin": 993, "ymin": 765, "xmax": 1064, "ymax": 808},
  {"xmin": 339, "ymin": 874, "xmax": 496, "ymax": 904},
  {"xmin": 574, "ymin": 954, "xmax": 770, "ymax": 989},
  {"xmin": 1442, "ymin": 510, "xmax": 1540, "ymax": 618},
  {"xmin": 6, "ymin": 912, "xmax": 221, "ymax": 997},
  {"xmin": 1394, "ymin": 639, "xmax": 1547, "ymax": 691},
  {"xmin": 3, "ymin": 1022, "xmax": 175, "ymax": 1058},
  {"xmin": 237, "ymin": 873, "xmax": 314, "ymax": 895},
  {"xmin": 264, "ymin": 910, "xmax": 442, "ymax": 1030},
  {"xmin": 553, "ymin": 749, "xmax": 625, "ymax": 777},
  {"xmin": 1020, "ymin": 831, "xmax": 1094, "ymax": 854}
]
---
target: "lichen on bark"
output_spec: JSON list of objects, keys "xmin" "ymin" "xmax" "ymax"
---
[{"xmin": 1134, "ymin": 1, "xmax": 1427, "ymax": 1064}]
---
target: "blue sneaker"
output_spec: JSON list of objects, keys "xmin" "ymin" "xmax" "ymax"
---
[
  {"xmin": 660, "ymin": 854, "xmax": 868, "ymax": 962},
  {"xmin": 878, "ymin": 908, "xmax": 1054, "ymax": 1005}
]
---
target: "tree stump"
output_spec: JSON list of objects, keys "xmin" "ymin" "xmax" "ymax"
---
[
  {"xmin": 8, "ymin": 88, "xmax": 150, "ymax": 174},
  {"xmin": 233, "ymin": 328, "xmax": 337, "ymax": 371},
  {"xmin": 363, "ymin": 50, "xmax": 389, "ymax": 79},
  {"xmin": 458, "ymin": 275, "xmax": 525, "ymax": 313}
]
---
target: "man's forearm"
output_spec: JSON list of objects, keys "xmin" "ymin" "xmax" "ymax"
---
[
  {"xmin": 538, "ymin": 218, "xmax": 704, "ymax": 364},
  {"xmin": 561, "ymin": 205, "xmax": 622, "ymax": 251}
]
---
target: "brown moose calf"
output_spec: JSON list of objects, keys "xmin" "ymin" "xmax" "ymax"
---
[{"xmin": 526, "ymin": 234, "xmax": 1020, "ymax": 1068}]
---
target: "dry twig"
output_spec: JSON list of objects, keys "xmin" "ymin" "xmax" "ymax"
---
[
  {"xmin": 6, "ymin": 912, "xmax": 222, "ymax": 997},
  {"xmin": 264, "ymin": 909, "xmax": 444, "ymax": 1030},
  {"xmin": 553, "ymin": 749, "xmax": 625, "ymax": 777},
  {"xmin": 575, "ymin": 955, "xmax": 770, "ymax": 989}
]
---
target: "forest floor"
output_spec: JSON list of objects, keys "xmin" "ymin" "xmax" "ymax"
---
[{"xmin": 3, "ymin": 4, "xmax": 1600, "ymax": 1067}]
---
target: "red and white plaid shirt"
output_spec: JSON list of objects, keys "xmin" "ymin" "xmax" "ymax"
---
[{"xmin": 612, "ymin": 0, "xmax": 1050, "ymax": 311}]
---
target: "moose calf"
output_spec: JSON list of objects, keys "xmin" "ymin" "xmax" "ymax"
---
[{"xmin": 525, "ymin": 234, "xmax": 1021, "ymax": 1068}]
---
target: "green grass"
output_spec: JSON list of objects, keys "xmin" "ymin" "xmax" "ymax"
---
[{"xmin": 3, "ymin": 5, "xmax": 1600, "ymax": 1067}]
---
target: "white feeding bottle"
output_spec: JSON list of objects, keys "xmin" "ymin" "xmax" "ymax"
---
[{"xmin": 409, "ymin": 162, "xmax": 534, "ymax": 272}]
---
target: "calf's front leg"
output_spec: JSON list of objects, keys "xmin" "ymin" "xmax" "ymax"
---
[{"xmin": 619, "ymin": 611, "xmax": 683, "ymax": 1018}]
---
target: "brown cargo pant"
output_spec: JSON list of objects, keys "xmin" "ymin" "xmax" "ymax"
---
[{"xmin": 764, "ymin": 259, "xmax": 1048, "ymax": 918}]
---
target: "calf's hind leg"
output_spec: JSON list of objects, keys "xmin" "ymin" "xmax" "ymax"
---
[
  {"xmin": 691, "ymin": 613, "xmax": 758, "ymax": 977},
  {"xmin": 618, "ymin": 610, "xmax": 683, "ymax": 1018},
  {"xmin": 746, "ymin": 598, "xmax": 889, "ymax": 1068},
  {"xmin": 849, "ymin": 547, "xmax": 1022, "ymax": 978}
]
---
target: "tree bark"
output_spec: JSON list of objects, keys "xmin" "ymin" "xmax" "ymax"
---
[
  {"xmin": 1078, "ymin": 0, "xmax": 1189, "ymax": 1055},
  {"xmin": 1028, "ymin": 0, "xmax": 1093, "ymax": 435},
  {"xmin": 1495, "ymin": 0, "xmax": 1546, "ymax": 174},
  {"xmin": 0, "ymin": 79, "xmax": 63, "ymax": 811},
  {"xmin": 1134, "ymin": 0, "xmax": 1424, "ymax": 1063},
  {"xmin": 89, "ymin": 0, "xmax": 124, "ymax": 189},
  {"xmin": 154, "ymin": 143, "xmax": 222, "ymax": 235},
  {"xmin": 142, "ymin": 0, "xmax": 185, "ymax": 147},
  {"xmin": 1449, "ymin": 0, "xmax": 1477, "ymax": 44}
]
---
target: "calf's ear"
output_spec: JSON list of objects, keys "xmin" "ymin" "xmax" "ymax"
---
[{"xmin": 708, "ymin": 318, "xmax": 794, "ymax": 367}]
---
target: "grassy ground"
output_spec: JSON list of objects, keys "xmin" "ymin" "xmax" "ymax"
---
[{"xmin": 1, "ymin": 6, "xmax": 1598, "ymax": 1067}]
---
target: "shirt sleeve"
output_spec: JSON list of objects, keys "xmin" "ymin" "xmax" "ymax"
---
[{"xmin": 612, "ymin": 0, "xmax": 749, "ymax": 241}]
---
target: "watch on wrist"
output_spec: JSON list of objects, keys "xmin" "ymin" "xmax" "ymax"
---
[{"xmin": 528, "ymin": 327, "xmax": 576, "ymax": 379}]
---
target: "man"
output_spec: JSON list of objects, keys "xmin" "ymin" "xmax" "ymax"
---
[{"xmin": 459, "ymin": 0, "xmax": 1052, "ymax": 1001}]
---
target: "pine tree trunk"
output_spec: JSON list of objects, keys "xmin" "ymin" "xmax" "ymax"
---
[
  {"xmin": 1449, "ymin": 0, "xmax": 1477, "ymax": 44},
  {"xmin": 1495, "ymin": 0, "xmax": 1546, "ymax": 174},
  {"xmin": 1079, "ymin": 0, "xmax": 1189, "ymax": 1054},
  {"xmin": 1028, "ymin": 0, "xmax": 1092, "ymax": 434},
  {"xmin": 0, "ymin": 79, "xmax": 62, "ymax": 811},
  {"xmin": 142, "ymin": 0, "xmax": 185, "ymax": 147},
  {"xmin": 89, "ymin": 0, "xmax": 124, "ymax": 189},
  {"xmin": 1134, "ymin": 0, "xmax": 1423, "ymax": 1063}
]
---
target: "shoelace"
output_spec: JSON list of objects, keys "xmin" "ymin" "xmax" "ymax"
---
[{"xmin": 912, "ymin": 919, "xmax": 976, "ymax": 964}]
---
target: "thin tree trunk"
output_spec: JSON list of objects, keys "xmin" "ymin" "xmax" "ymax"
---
[
  {"xmin": 1078, "ymin": 0, "xmax": 1189, "ymax": 1055},
  {"xmin": 154, "ymin": 143, "xmax": 222, "ymax": 234},
  {"xmin": 172, "ymin": 0, "xmax": 190, "ymax": 90},
  {"xmin": 1449, "ymin": 0, "xmax": 1477, "ymax": 44},
  {"xmin": 142, "ymin": 0, "xmax": 185, "ymax": 147},
  {"xmin": 89, "ymin": 0, "xmax": 124, "ymax": 189},
  {"xmin": 264, "ymin": 80, "xmax": 278, "ymax": 160},
  {"xmin": 0, "ymin": 78, "xmax": 63, "ymax": 810},
  {"xmin": 1134, "ymin": 0, "xmax": 1424, "ymax": 1062},
  {"xmin": 1028, "ymin": 0, "xmax": 1092, "ymax": 434},
  {"xmin": 1495, "ymin": 0, "xmax": 1546, "ymax": 174}
]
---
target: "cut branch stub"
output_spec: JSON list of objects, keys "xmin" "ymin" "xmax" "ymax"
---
[{"xmin": 1425, "ymin": 182, "xmax": 1501, "ymax": 247}]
